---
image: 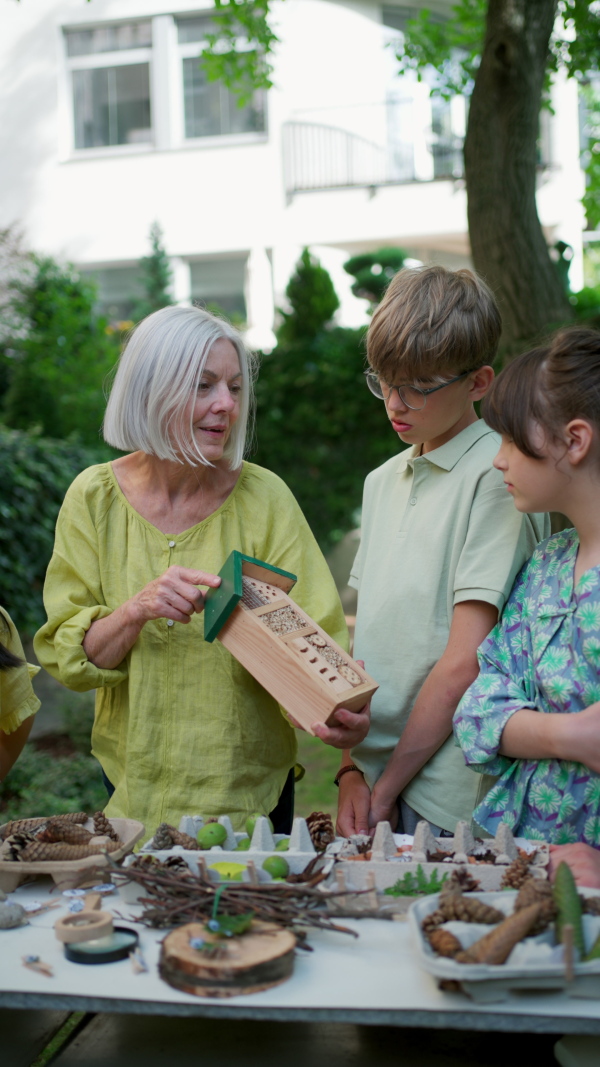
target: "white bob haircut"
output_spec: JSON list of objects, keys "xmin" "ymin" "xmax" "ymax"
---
[{"xmin": 103, "ymin": 305, "xmax": 255, "ymax": 469}]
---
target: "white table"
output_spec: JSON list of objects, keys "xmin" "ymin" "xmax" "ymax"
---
[{"xmin": 1, "ymin": 881, "xmax": 600, "ymax": 1037}]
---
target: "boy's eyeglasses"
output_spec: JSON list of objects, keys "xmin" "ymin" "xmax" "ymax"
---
[{"xmin": 364, "ymin": 368, "xmax": 477, "ymax": 410}]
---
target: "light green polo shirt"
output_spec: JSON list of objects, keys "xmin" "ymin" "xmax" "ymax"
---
[{"xmin": 349, "ymin": 420, "xmax": 549, "ymax": 832}]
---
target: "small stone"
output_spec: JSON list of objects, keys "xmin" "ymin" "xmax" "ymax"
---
[{"xmin": 0, "ymin": 902, "xmax": 27, "ymax": 929}]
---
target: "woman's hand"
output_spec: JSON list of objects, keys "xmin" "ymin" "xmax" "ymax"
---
[
  {"xmin": 131, "ymin": 566, "xmax": 221, "ymax": 625},
  {"xmin": 83, "ymin": 567, "xmax": 221, "ymax": 669},
  {"xmin": 312, "ymin": 700, "xmax": 371, "ymax": 749},
  {"xmin": 549, "ymin": 843, "xmax": 600, "ymax": 888},
  {"xmin": 336, "ymin": 770, "xmax": 371, "ymax": 837}
]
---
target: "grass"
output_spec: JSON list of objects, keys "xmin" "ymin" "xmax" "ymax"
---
[{"xmin": 294, "ymin": 730, "xmax": 340, "ymax": 819}]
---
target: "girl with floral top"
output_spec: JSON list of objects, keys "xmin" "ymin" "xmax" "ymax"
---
[{"xmin": 453, "ymin": 327, "xmax": 600, "ymax": 844}]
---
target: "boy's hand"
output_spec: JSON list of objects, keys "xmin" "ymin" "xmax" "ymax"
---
[
  {"xmin": 336, "ymin": 772, "xmax": 371, "ymax": 837},
  {"xmin": 549, "ymin": 843, "xmax": 600, "ymax": 888},
  {"xmin": 368, "ymin": 785, "xmax": 398, "ymax": 830}
]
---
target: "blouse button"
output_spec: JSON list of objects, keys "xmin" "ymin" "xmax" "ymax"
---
[
  {"xmin": 410, "ymin": 497, "xmax": 417, "ymax": 506},
  {"xmin": 167, "ymin": 619, "xmax": 174, "ymax": 627},
  {"xmin": 168, "ymin": 540, "xmax": 176, "ymax": 548}
]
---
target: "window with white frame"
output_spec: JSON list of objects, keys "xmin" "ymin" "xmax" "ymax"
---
[
  {"xmin": 190, "ymin": 257, "xmax": 247, "ymax": 321},
  {"xmin": 63, "ymin": 14, "xmax": 267, "ymax": 153},
  {"xmin": 177, "ymin": 16, "xmax": 266, "ymax": 139},
  {"xmin": 65, "ymin": 22, "xmax": 153, "ymax": 149}
]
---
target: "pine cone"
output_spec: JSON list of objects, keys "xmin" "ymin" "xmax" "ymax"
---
[
  {"xmin": 446, "ymin": 868, "xmax": 481, "ymax": 894},
  {"xmin": 50, "ymin": 811, "xmax": 88, "ymax": 825},
  {"xmin": 427, "ymin": 928, "xmax": 462, "ymax": 958},
  {"xmin": 0, "ymin": 818, "xmax": 47, "ymax": 840},
  {"xmin": 164, "ymin": 855, "xmax": 191, "ymax": 873},
  {"xmin": 306, "ymin": 811, "xmax": 335, "ymax": 852},
  {"xmin": 167, "ymin": 827, "xmax": 199, "ymax": 850},
  {"xmin": 440, "ymin": 892, "xmax": 505, "ymax": 925},
  {"xmin": 514, "ymin": 878, "xmax": 556, "ymax": 934},
  {"xmin": 37, "ymin": 820, "xmax": 94, "ymax": 846},
  {"xmin": 152, "ymin": 824, "xmax": 175, "ymax": 850},
  {"xmin": 4, "ymin": 832, "xmax": 37, "ymax": 861},
  {"xmin": 500, "ymin": 855, "xmax": 533, "ymax": 890},
  {"xmin": 422, "ymin": 908, "xmax": 446, "ymax": 933},
  {"xmin": 93, "ymin": 812, "xmax": 121, "ymax": 843},
  {"xmin": 18, "ymin": 839, "xmax": 120, "ymax": 862},
  {"xmin": 152, "ymin": 823, "xmax": 198, "ymax": 850},
  {"xmin": 455, "ymin": 902, "xmax": 542, "ymax": 965}
]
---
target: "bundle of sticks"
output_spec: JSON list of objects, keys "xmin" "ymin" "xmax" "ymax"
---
[{"xmin": 112, "ymin": 860, "xmax": 359, "ymax": 942}]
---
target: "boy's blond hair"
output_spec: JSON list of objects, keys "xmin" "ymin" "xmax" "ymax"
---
[{"xmin": 367, "ymin": 265, "xmax": 501, "ymax": 382}]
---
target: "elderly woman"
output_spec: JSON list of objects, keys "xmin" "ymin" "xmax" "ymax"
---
[{"xmin": 34, "ymin": 306, "xmax": 369, "ymax": 837}]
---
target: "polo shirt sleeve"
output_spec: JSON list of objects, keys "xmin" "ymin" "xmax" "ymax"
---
[
  {"xmin": 34, "ymin": 472, "xmax": 129, "ymax": 694},
  {"xmin": 453, "ymin": 469, "xmax": 537, "ymax": 612},
  {"xmin": 0, "ymin": 608, "xmax": 40, "ymax": 735}
]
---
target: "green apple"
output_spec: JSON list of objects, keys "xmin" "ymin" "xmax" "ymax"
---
[
  {"xmin": 245, "ymin": 812, "xmax": 274, "ymax": 837},
  {"xmin": 235, "ymin": 837, "xmax": 251, "ymax": 851},
  {"xmin": 197, "ymin": 822, "xmax": 227, "ymax": 849},
  {"xmin": 262, "ymin": 855, "xmax": 289, "ymax": 879},
  {"xmin": 275, "ymin": 837, "xmax": 290, "ymax": 851}
]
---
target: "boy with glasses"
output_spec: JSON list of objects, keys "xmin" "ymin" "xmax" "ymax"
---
[{"xmin": 329, "ymin": 266, "xmax": 549, "ymax": 837}]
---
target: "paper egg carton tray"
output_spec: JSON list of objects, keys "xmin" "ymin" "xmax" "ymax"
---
[
  {"xmin": 331, "ymin": 819, "xmax": 549, "ymax": 894},
  {"xmin": 115, "ymin": 815, "xmax": 317, "ymax": 901},
  {"xmin": 409, "ymin": 889, "xmax": 600, "ymax": 1002}
]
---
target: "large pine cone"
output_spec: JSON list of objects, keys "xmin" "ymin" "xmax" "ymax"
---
[
  {"xmin": 93, "ymin": 812, "xmax": 121, "ymax": 843},
  {"xmin": 18, "ymin": 839, "xmax": 120, "ymax": 862},
  {"xmin": 439, "ymin": 889, "xmax": 505, "ymax": 924},
  {"xmin": 36, "ymin": 820, "xmax": 94, "ymax": 846},
  {"xmin": 0, "ymin": 818, "xmax": 47, "ymax": 841},
  {"xmin": 306, "ymin": 811, "xmax": 335, "ymax": 852},
  {"xmin": 153, "ymin": 824, "xmax": 176, "ymax": 850}
]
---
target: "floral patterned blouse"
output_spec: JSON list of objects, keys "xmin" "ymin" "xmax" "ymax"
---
[{"xmin": 453, "ymin": 528, "xmax": 600, "ymax": 844}]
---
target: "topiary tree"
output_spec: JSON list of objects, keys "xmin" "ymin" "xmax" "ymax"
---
[
  {"xmin": 343, "ymin": 247, "xmax": 408, "ymax": 308},
  {"xmin": 1, "ymin": 256, "xmax": 119, "ymax": 445},
  {"xmin": 132, "ymin": 221, "xmax": 173, "ymax": 321},
  {"xmin": 277, "ymin": 248, "xmax": 340, "ymax": 345}
]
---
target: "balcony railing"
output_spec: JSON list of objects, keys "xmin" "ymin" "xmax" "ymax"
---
[{"xmin": 282, "ymin": 109, "xmax": 464, "ymax": 197}]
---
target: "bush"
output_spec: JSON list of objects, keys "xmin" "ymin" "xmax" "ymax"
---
[
  {"xmin": 0, "ymin": 425, "xmax": 108, "ymax": 636},
  {"xmin": 253, "ymin": 326, "xmax": 401, "ymax": 550},
  {"xmin": 1, "ymin": 255, "xmax": 119, "ymax": 444},
  {"xmin": 277, "ymin": 248, "xmax": 340, "ymax": 345},
  {"xmin": 0, "ymin": 746, "xmax": 106, "ymax": 822}
]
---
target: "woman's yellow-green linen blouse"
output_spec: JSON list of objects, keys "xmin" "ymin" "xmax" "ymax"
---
[
  {"xmin": 34, "ymin": 462, "xmax": 348, "ymax": 835},
  {"xmin": 0, "ymin": 607, "xmax": 40, "ymax": 736}
]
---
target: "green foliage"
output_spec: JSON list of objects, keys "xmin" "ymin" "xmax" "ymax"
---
[
  {"xmin": 581, "ymin": 83, "xmax": 600, "ymax": 230},
  {"xmin": 200, "ymin": 0, "xmax": 279, "ymax": 106},
  {"xmin": 132, "ymin": 221, "xmax": 174, "ymax": 322},
  {"xmin": 0, "ymin": 425, "xmax": 108, "ymax": 635},
  {"xmin": 277, "ymin": 249, "xmax": 340, "ymax": 345},
  {"xmin": 384, "ymin": 865, "xmax": 448, "ymax": 897},
  {"xmin": 253, "ymin": 324, "xmax": 401, "ymax": 551},
  {"xmin": 344, "ymin": 248, "xmax": 408, "ymax": 307},
  {"xmin": 0, "ymin": 746, "xmax": 106, "ymax": 822},
  {"xmin": 1, "ymin": 255, "xmax": 119, "ymax": 443},
  {"xmin": 394, "ymin": 0, "xmax": 486, "ymax": 99},
  {"xmin": 569, "ymin": 284, "xmax": 600, "ymax": 326}
]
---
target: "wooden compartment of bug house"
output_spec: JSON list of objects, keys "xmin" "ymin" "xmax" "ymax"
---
[{"xmin": 204, "ymin": 551, "xmax": 378, "ymax": 733}]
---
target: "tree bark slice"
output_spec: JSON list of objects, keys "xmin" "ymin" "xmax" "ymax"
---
[
  {"xmin": 159, "ymin": 920, "xmax": 296, "ymax": 998},
  {"xmin": 465, "ymin": 0, "xmax": 572, "ymax": 356}
]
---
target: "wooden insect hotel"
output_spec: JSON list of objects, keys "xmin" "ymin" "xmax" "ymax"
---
[{"xmin": 204, "ymin": 551, "xmax": 378, "ymax": 733}]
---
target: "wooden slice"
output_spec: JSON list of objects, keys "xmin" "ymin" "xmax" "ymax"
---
[{"xmin": 159, "ymin": 920, "xmax": 296, "ymax": 998}]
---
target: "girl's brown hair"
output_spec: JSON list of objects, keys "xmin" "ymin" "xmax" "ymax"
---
[{"xmin": 482, "ymin": 327, "xmax": 600, "ymax": 458}]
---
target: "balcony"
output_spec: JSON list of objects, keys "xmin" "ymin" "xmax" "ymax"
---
[{"xmin": 282, "ymin": 99, "xmax": 464, "ymax": 198}]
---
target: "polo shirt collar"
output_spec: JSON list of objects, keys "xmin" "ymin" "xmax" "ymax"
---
[{"xmin": 396, "ymin": 420, "xmax": 495, "ymax": 474}]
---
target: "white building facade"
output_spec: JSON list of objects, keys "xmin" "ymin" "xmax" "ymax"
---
[{"xmin": 0, "ymin": 0, "xmax": 586, "ymax": 344}]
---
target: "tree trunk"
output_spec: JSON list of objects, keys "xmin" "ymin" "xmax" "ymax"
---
[{"xmin": 464, "ymin": 0, "xmax": 572, "ymax": 359}]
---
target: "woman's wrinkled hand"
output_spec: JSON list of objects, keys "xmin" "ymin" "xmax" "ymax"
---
[
  {"xmin": 312, "ymin": 701, "xmax": 371, "ymax": 749},
  {"xmin": 549, "ymin": 842, "xmax": 600, "ymax": 888},
  {"xmin": 132, "ymin": 566, "xmax": 221, "ymax": 625}
]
